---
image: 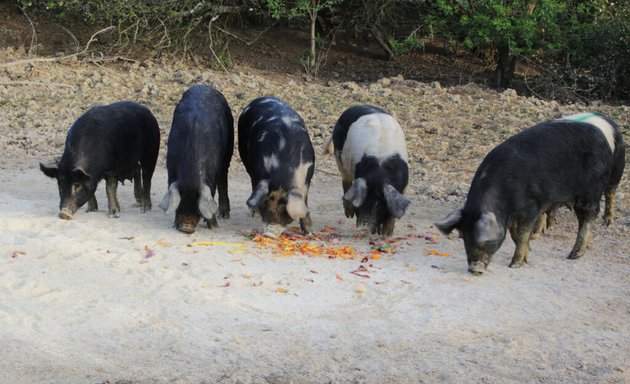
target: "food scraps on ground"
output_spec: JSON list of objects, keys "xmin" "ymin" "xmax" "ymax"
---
[
  {"xmin": 424, "ymin": 248, "xmax": 450, "ymax": 257},
  {"xmin": 191, "ymin": 241, "xmax": 246, "ymax": 247},
  {"xmin": 10, "ymin": 250, "xmax": 26, "ymax": 258},
  {"xmin": 144, "ymin": 245, "xmax": 155, "ymax": 258},
  {"xmin": 251, "ymin": 231, "xmax": 358, "ymax": 259}
]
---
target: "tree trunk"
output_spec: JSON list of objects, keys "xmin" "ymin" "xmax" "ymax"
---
[
  {"xmin": 310, "ymin": 9, "xmax": 317, "ymax": 73},
  {"xmin": 495, "ymin": 44, "xmax": 517, "ymax": 89}
]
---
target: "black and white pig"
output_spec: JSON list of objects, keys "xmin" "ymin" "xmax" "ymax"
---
[
  {"xmin": 435, "ymin": 113, "xmax": 625, "ymax": 275},
  {"xmin": 238, "ymin": 96, "xmax": 315, "ymax": 237},
  {"xmin": 325, "ymin": 105, "xmax": 410, "ymax": 237},
  {"xmin": 40, "ymin": 101, "xmax": 160, "ymax": 219},
  {"xmin": 159, "ymin": 85, "xmax": 234, "ymax": 233}
]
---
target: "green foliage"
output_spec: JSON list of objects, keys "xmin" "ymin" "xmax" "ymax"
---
[
  {"xmin": 388, "ymin": 35, "xmax": 423, "ymax": 56},
  {"xmin": 551, "ymin": 1, "xmax": 630, "ymax": 100},
  {"xmin": 265, "ymin": 0, "xmax": 342, "ymax": 20},
  {"xmin": 437, "ymin": 1, "xmax": 566, "ymax": 53},
  {"xmin": 426, "ymin": 0, "xmax": 566, "ymax": 87}
]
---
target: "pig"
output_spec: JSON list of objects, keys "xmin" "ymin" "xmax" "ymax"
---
[
  {"xmin": 159, "ymin": 85, "xmax": 234, "ymax": 233},
  {"xmin": 325, "ymin": 105, "xmax": 410, "ymax": 236},
  {"xmin": 238, "ymin": 96, "xmax": 315, "ymax": 237},
  {"xmin": 434, "ymin": 113, "xmax": 625, "ymax": 275},
  {"xmin": 40, "ymin": 101, "xmax": 160, "ymax": 219}
]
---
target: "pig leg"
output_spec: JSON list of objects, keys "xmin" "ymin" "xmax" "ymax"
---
[
  {"xmin": 342, "ymin": 178, "xmax": 354, "ymax": 218},
  {"xmin": 603, "ymin": 188, "xmax": 616, "ymax": 226},
  {"xmin": 299, "ymin": 194, "xmax": 313, "ymax": 235},
  {"xmin": 530, "ymin": 212, "xmax": 547, "ymax": 240},
  {"xmin": 568, "ymin": 203, "xmax": 598, "ymax": 259},
  {"xmin": 509, "ymin": 217, "xmax": 536, "ymax": 268},
  {"xmin": 206, "ymin": 216, "xmax": 219, "ymax": 229},
  {"xmin": 381, "ymin": 217, "xmax": 396, "ymax": 237},
  {"xmin": 217, "ymin": 171, "xmax": 230, "ymax": 219},
  {"xmin": 105, "ymin": 174, "xmax": 121, "ymax": 218},
  {"xmin": 546, "ymin": 206, "xmax": 558, "ymax": 229},
  {"xmin": 86, "ymin": 194, "xmax": 98, "ymax": 212},
  {"xmin": 133, "ymin": 166, "xmax": 143, "ymax": 206},
  {"xmin": 141, "ymin": 166, "xmax": 152, "ymax": 213}
]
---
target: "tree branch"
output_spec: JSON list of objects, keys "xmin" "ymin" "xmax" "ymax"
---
[{"xmin": 0, "ymin": 26, "xmax": 116, "ymax": 68}]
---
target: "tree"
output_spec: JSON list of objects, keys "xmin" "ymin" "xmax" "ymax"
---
[
  {"xmin": 427, "ymin": 0, "xmax": 566, "ymax": 88},
  {"xmin": 266, "ymin": 0, "xmax": 342, "ymax": 76}
]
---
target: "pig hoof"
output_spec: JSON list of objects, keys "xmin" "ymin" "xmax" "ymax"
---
[
  {"xmin": 109, "ymin": 211, "xmax": 120, "ymax": 219},
  {"xmin": 206, "ymin": 217, "xmax": 219, "ymax": 229},
  {"xmin": 567, "ymin": 251, "xmax": 583, "ymax": 260},
  {"xmin": 58, "ymin": 211, "xmax": 73, "ymax": 220},
  {"xmin": 603, "ymin": 215, "xmax": 613, "ymax": 226},
  {"xmin": 509, "ymin": 260, "xmax": 524, "ymax": 268}
]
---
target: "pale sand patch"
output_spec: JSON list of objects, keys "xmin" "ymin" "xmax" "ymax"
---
[{"xmin": 0, "ymin": 166, "xmax": 628, "ymax": 384}]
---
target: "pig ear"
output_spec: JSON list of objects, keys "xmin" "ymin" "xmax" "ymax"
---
[
  {"xmin": 383, "ymin": 184, "xmax": 410, "ymax": 219},
  {"xmin": 198, "ymin": 184, "xmax": 219, "ymax": 220},
  {"xmin": 159, "ymin": 182, "xmax": 181, "ymax": 215},
  {"xmin": 434, "ymin": 208, "xmax": 463, "ymax": 235},
  {"xmin": 343, "ymin": 178, "xmax": 367, "ymax": 208},
  {"xmin": 474, "ymin": 212, "xmax": 504, "ymax": 244},
  {"xmin": 71, "ymin": 167, "xmax": 90, "ymax": 182},
  {"xmin": 287, "ymin": 189, "xmax": 308, "ymax": 220},
  {"xmin": 40, "ymin": 162, "xmax": 59, "ymax": 178},
  {"xmin": 247, "ymin": 179, "xmax": 269, "ymax": 209}
]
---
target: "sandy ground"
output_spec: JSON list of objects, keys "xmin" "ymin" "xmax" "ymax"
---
[{"xmin": 0, "ymin": 53, "xmax": 629, "ymax": 383}]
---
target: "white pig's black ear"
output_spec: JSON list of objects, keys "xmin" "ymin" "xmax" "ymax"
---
[
  {"xmin": 474, "ymin": 211, "xmax": 504, "ymax": 244},
  {"xmin": 159, "ymin": 182, "xmax": 180, "ymax": 215},
  {"xmin": 71, "ymin": 167, "xmax": 90, "ymax": 182},
  {"xmin": 434, "ymin": 208, "xmax": 463, "ymax": 235},
  {"xmin": 40, "ymin": 162, "xmax": 59, "ymax": 178},
  {"xmin": 198, "ymin": 184, "xmax": 219, "ymax": 220},
  {"xmin": 383, "ymin": 184, "xmax": 410, "ymax": 219},
  {"xmin": 344, "ymin": 178, "xmax": 367, "ymax": 208},
  {"xmin": 247, "ymin": 179, "xmax": 269, "ymax": 209}
]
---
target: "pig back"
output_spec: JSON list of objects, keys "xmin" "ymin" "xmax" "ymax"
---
[
  {"xmin": 466, "ymin": 121, "xmax": 617, "ymax": 215},
  {"xmin": 166, "ymin": 85, "xmax": 234, "ymax": 190},
  {"xmin": 238, "ymin": 97, "xmax": 314, "ymax": 186},
  {"xmin": 61, "ymin": 101, "xmax": 160, "ymax": 182}
]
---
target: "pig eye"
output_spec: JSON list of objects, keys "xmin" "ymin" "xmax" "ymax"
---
[{"xmin": 278, "ymin": 197, "xmax": 287, "ymax": 206}]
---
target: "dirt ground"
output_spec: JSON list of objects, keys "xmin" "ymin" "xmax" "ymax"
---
[{"xmin": 0, "ymin": 6, "xmax": 629, "ymax": 384}]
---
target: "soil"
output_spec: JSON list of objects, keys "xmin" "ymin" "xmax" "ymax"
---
[{"xmin": 0, "ymin": 5, "xmax": 629, "ymax": 384}]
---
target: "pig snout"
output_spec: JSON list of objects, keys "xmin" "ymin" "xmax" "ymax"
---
[
  {"xmin": 263, "ymin": 223, "xmax": 285, "ymax": 238},
  {"xmin": 175, "ymin": 212, "xmax": 200, "ymax": 234},
  {"xmin": 177, "ymin": 222, "xmax": 197, "ymax": 234},
  {"xmin": 58, "ymin": 208, "xmax": 75, "ymax": 220},
  {"xmin": 468, "ymin": 261, "xmax": 488, "ymax": 275}
]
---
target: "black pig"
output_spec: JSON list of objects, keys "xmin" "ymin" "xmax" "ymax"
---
[
  {"xmin": 435, "ymin": 113, "xmax": 625, "ymax": 275},
  {"xmin": 238, "ymin": 96, "xmax": 315, "ymax": 237},
  {"xmin": 40, "ymin": 101, "xmax": 160, "ymax": 219},
  {"xmin": 159, "ymin": 85, "xmax": 234, "ymax": 233},
  {"xmin": 326, "ymin": 105, "xmax": 410, "ymax": 236}
]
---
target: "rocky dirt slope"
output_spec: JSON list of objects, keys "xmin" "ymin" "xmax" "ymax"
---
[{"xmin": 1, "ymin": 47, "xmax": 628, "ymax": 212}]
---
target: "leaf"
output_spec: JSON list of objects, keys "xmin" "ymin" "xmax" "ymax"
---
[
  {"xmin": 191, "ymin": 241, "xmax": 246, "ymax": 247},
  {"xmin": 144, "ymin": 245, "xmax": 155, "ymax": 259},
  {"xmin": 229, "ymin": 248, "xmax": 250, "ymax": 254},
  {"xmin": 336, "ymin": 273, "xmax": 344, "ymax": 281},
  {"xmin": 11, "ymin": 250, "xmax": 26, "ymax": 258},
  {"xmin": 275, "ymin": 287, "xmax": 289, "ymax": 294},
  {"xmin": 157, "ymin": 239, "xmax": 174, "ymax": 247}
]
